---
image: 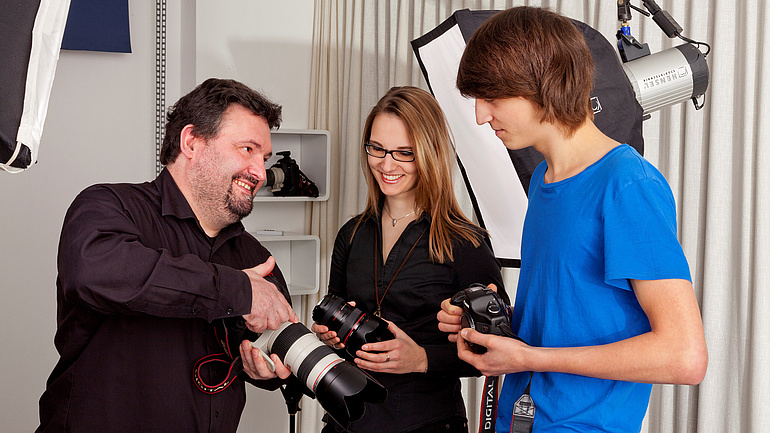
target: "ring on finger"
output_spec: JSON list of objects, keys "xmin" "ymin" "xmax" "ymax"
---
[{"xmin": 385, "ymin": 353, "xmax": 390, "ymax": 362}]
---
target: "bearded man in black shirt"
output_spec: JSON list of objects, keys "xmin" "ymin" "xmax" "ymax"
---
[{"xmin": 36, "ymin": 78, "xmax": 299, "ymax": 433}]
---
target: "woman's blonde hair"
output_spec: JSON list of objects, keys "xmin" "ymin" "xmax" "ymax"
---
[{"xmin": 356, "ymin": 86, "xmax": 485, "ymax": 263}]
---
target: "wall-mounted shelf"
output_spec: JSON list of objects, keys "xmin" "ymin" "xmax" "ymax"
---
[
  {"xmin": 255, "ymin": 129, "xmax": 330, "ymax": 202},
  {"xmin": 255, "ymin": 233, "xmax": 320, "ymax": 295}
]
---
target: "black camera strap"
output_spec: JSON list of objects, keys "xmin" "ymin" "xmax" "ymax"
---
[
  {"xmin": 373, "ymin": 227, "xmax": 426, "ymax": 317},
  {"xmin": 193, "ymin": 273, "xmax": 285, "ymax": 394},
  {"xmin": 193, "ymin": 318, "xmax": 249, "ymax": 394}
]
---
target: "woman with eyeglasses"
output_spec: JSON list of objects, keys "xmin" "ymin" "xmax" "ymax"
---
[{"xmin": 312, "ymin": 86, "xmax": 507, "ymax": 433}]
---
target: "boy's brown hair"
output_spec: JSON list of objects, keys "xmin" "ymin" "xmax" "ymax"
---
[{"xmin": 456, "ymin": 6, "xmax": 595, "ymax": 136}]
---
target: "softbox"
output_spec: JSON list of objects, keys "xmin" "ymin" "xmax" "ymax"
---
[
  {"xmin": 1, "ymin": 0, "xmax": 71, "ymax": 173},
  {"xmin": 412, "ymin": 9, "xmax": 644, "ymax": 267}
]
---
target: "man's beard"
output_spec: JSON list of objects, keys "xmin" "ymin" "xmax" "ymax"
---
[
  {"xmin": 189, "ymin": 144, "xmax": 257, "ymax": 227},
  {"xmin": 224, "ymin": 176, "xmax": 256, "ymax": 219}
]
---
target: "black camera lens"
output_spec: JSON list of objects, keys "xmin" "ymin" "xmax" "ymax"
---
[{"xmin": 313, "ymin": 294, "xmax": 394, "ymax": 357}]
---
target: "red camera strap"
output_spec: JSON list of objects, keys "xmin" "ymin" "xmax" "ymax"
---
[{"xmin": 477, "ymin": 372, "xmax": 535, "ymax": 433}]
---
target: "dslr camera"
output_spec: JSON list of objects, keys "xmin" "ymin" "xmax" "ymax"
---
[
  {"xmin": 450, "ymin": 283, "xmax": 521, "ymax": 354},
  {"xmin": 265, "ymin": 150, "xmax": 319, "ymax": 197},
  {"xmin": 312, "ymin": 294, "xmax": 394, "ymax": 359}
]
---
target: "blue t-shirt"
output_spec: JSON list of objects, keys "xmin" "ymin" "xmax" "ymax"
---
[{"xmin": 496, "ymin": 145, "xmax": 691, "ymax": 432}]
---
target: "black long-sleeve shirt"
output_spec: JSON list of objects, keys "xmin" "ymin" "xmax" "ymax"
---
[
  {"xmin": 328, "ymin": 212, "xmax": 506, "ymax": 433},
  {"xmin": 37, "ymin": 168, "xmax": 287, "ymax": 433}
]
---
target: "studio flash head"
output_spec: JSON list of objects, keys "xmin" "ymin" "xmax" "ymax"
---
[
  {"xmin": 312, "ymin": 294, "xmax": 394, "ymax": 359},
  {"xmin": 616, "ymin": 0, "xmax": 711, "ymax": 115},
  {"xmin": 252, "ymin": 321, "xmax": 387, "ymax": 426},
  {"xmin": 622, "ymin": 43, "xmax": 709, "ymax": 114}
]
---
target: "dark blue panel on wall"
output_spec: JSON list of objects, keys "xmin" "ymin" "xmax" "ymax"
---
[{"xmin": 61, "ymin": 0, "xmax": 131, "ymax": 53}]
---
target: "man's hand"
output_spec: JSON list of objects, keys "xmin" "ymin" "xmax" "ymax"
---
[
  {"xmin": 437, "ymin": 283, "xmax": 499, "ymax": 342},
  {"xmin": 456, "ymin": 328, "xmax": 531, "ymax": 377},
  {"xmin": 239, "ymin": 340, "xmax": 292, "ymax": 380},
  {"xmin": 242, "ymin": 256, "xmax": 298, "ymax": 333}
]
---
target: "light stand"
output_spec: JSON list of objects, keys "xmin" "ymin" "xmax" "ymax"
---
[{"xmin": 280, "ymin": 377, "xmax": 305, "ymax": 433}]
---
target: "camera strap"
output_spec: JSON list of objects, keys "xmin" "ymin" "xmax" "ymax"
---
[
  {"xmin": 373, "ymin": 227, "xmax": 426, "ymax": 317},
  {"xmin": 478, "ymin": 375, "xmax": 500, "ymax": 433},
  {"xmin": 477, "ymin": 372, "xmax": 534, "ymax": 433},
  {"xmin": 511, "ymin": 373, "xmax": 535, "ymax": 433},
  {"xmin": 193, "ymin": 318, "xmax": 249, "ymax": 394},
  {"xmin": 193, "ymin": 273, "xmax": 288, "ymax": 394}
]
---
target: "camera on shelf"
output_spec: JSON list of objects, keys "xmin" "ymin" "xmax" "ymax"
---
[
  {"xmin": 450, "ymin": 283, "xmax": 521, "ymax": 354},
  {"xmin": 312, "ymin": 294, "xmax": 394, "ymax": 359},
  {"xmin": 265, "ymin": 150, "xmax": 319, "ymax": 197}
]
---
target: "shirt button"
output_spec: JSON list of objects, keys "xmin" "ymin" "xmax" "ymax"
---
[
  {"xmin": 226, "ymin": 307, "xmax": 233, "ymax": 315},
  {"xmin": 215, "ymin": 410, "xmax": 220, "ymax": 418},
  {"xmin": 191, "ymin": 307, "xmax": 198, "ymax": 316}
]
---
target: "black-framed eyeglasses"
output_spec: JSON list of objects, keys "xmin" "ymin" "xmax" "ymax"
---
[{"xmin": 364, "ymin": 143, "xmax": 415, "ymax": 162}]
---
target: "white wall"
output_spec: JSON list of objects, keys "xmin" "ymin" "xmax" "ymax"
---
[
  {"xmin": 0, "ymin": 1, "xmax": 314, "ymax": 431},
  {"xmin": 194, "ymin": 2, "xmax": 317, "ymax": 432}
]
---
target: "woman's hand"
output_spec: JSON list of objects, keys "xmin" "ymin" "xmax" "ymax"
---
[{"xmin": 353, "ymin": 321, "xmax": 428, "ymax": 374}]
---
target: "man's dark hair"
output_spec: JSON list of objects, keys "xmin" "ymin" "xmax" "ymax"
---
[
  {"xmin": 160, "ymin": 78, "xmax": 282, "ymax": 165},
  {"xmin": 456, "ymin": 6, "xmax": 594, "ymax": 136}
]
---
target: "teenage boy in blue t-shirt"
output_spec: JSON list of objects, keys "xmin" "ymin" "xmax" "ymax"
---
[{"xmin": 437, "ymin": 6, "xmax": 707, "ymax": 432}]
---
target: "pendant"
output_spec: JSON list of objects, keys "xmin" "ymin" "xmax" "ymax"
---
[
  {"xmin": 391, "ymin": 219, "xmax": 397, "ymax": 227},
  {"xmin": 374, "ymin": 309, "xmax": 382, "ymax": 318}
]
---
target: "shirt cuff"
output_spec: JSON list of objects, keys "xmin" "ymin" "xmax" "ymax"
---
[{"xmin": 209, "ymin": 264, "xmax": 252, "ymax": 320}]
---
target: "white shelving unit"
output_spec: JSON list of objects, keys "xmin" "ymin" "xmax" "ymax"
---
[
  {"xmin": 247, "ymin": 129, "xmax": 330, "ymax": 296},
  {"xmin": 255, "ymin": 234, "xmax": 320, "ymax": 296}
]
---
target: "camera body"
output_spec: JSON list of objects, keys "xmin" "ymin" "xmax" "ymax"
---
[
  {"xmin": 265, "ymin": 150, "xmax": 319, "ymax": 197},
  {"xmin": 312, "ymin": 294, "xmax": 394, "ymax": 359},
  {"xmin": 450, "ymin": 283, "xmax": 517, "ymax": 354}
]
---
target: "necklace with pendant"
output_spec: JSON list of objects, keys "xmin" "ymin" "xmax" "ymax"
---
[{"xmin": 383, "ymin": 206, "xmax": 418, "ymax": 227}]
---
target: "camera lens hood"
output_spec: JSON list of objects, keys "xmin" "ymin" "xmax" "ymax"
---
[{"xmin": 315, "ymin": 359, "xmax": 387, "ymax": 426}]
